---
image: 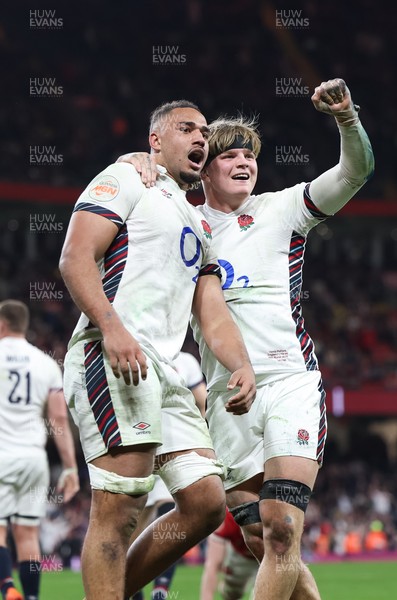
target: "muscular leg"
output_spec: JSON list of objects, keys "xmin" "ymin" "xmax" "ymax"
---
[
  {"xmin": 226, "ymin": 469, "xmax": 321, "ymax": 600},
  {"xmin": 82, "ymin": 444, "xmax": 156, "ymax": 600},
  {"xmin": 125, "ymin": 449, "xmax": 226, "ymax": 597},
  {"xmin": 226, "ymin": 475, "xmax": 263, "ymax": 561},
  {"xmin": 253, "ymin": 457, "xmax": 321, "ymax": 600},
  {"xmin": 132, "ymin": 501, "xmax": 179, "ymax": 600},
  {"xmin": 128, "ymin": 504, "xmax": 157, "ymax": 546},
  {"xmin": 290, "ymin": 566, "xmax": 320, "ymax": 600}
]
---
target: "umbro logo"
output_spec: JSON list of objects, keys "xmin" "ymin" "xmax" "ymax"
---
[{"xmin": 133, "ymin": 422, "xmax": 150, "ymax": 430}]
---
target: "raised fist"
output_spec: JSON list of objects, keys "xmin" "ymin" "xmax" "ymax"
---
[{"xmin": 311, "ymin": 78, "xmax": 360, "ymax": 125}]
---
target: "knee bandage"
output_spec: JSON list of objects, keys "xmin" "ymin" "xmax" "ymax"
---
[
  {"xmin": 229, "ymin": 501, "xmax": 261, "ymax": 526},
  {"xmin": 259, "ymin": 479, "xmax": 312, "ymax": 513},
  {"xmin": 87, "ymin": 463, "xmax": 155, "ymax": 496},
  {"xmin": 10, "ymin": 515, "xmax": 40, "ymax": 526},
  {"xmin": 156, "ymin": 451, "xmax": 225, "ymax": 495}
]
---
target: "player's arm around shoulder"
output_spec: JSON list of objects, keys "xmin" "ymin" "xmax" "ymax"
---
[
  {"xmin": 192, "ymin": 274, "xmax": 256, "ymax": 415},
  {"xmin": 116, "ymin": 151, "xmax": 158, "ymax": 188}
]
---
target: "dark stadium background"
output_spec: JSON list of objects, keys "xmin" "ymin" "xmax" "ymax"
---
[{"xmin": 1, "ymin": 0, "xmax": 396, "ymax": 569}]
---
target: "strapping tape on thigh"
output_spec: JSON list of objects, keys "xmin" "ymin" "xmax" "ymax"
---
[
  {"xmin": 156, "ymin": 451, "xmax": 225, "ymax": 495},
  {"xmin": 87, "ymin": 463, "xmax": 155, "ymax": 495}
]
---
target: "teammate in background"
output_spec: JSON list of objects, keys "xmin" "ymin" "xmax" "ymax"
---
[
  {"xmin": 60, "ymin": 100, "xmax": 255, "ymax": 599},
  {"xmin": 132, "ymin": 350, "xmax": 207, "ymax": 600},
  {"xmin": 0, "ymin": 300, "xmax": 79, "ymax": 600},
  {"xmin": 201, "ymin": 508, "xmax": 258, "ymax": 600},
  {"xmin": 119, "ymin": 79, "xmax": 374, "ymax": 599}
]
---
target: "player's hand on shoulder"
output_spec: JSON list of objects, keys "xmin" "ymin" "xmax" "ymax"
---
[
  {"xmin": 225, "ymin": 364, "xmax": 256, "ymax": 415},
  {"xmin": 102, "ymin": 325, "xmax": 148, "ymax": 386},
  {"xmin": 116, "ymin": 152, "xmax": 158, "ymax": 188}
]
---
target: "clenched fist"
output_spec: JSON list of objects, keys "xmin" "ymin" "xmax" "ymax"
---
[{"xmin": 311, "ymin": 78, "xmax": 360, "ymax": 126}]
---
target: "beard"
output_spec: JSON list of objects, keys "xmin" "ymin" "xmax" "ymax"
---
[
  {"xmin": 180, "ymin": 170, "xmax": 201, "ymax": 184},
  {"xmin": 179, "ymin": 170, "xmax": 202, "ymax": 191}
]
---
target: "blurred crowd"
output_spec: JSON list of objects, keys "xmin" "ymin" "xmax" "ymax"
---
[
  {"xmin": 299, "ymin": 225, "xmax": 397, "ymax": 391},
  {"xmin": 304, "ymin": 460, "xmax": 397, "ymax": 559},
  {"xmin": 1, "ymin": 0, "xmax": 396, "ymax": 198}
]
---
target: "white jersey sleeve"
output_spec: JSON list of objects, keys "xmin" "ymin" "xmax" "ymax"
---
[
  {"xmin": 308, "ymin": 120, "xmax": 374, "ymax": 216},
  {"xmin": 273, "ymin": 182, "xmax": 328, "ymax": 237},
  {"xmin": 74, "ymin": 162, "xmax": 146, "ymax": 225}
]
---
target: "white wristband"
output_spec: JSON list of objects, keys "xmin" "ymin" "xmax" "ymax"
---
[{"xmin": 58, "ymin": 467, "xmax": 78, "ymax": 487}]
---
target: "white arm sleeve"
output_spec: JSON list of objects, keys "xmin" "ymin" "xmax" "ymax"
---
[{"xmin": 308, "ymin": 119, "xmax": 374, "ymax": 216}]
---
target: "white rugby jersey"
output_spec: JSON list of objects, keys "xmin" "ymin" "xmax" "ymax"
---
[
  {"xmin": 191, "ymin": 182, "xmax": 327, "ymax": 390},
  {"xmin": 0, "ymin": 337, "xmax": 63, "ymax": 453},
  {"xmin": 174, "ymin": 351, "xmax": 204, "ymax": 389},
  {"xmin": 68, "ymin": 163, "xmax": 217, "ymax": 363}
]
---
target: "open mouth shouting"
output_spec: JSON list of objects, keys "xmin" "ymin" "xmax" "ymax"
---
[{"xmin": 188, "ymin": 148, "xmax": 206, "ymax": 170}]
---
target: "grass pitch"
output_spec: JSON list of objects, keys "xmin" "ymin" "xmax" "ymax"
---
[{"xmin": 15, "ymin": 559, "xmax": 397, "ymax": 599}]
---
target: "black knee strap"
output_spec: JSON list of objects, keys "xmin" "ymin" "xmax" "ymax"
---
[
  {"xmin": 259, "ymin": 479, "xmax": 311, "ymax": 513},
  {"xmin": 229, "ymin": 501, "xmax": 261, "ymax": 526}
]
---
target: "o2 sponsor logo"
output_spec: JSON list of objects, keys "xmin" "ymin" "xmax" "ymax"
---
[
  {"xmin": 179, "ymin": 227, "xmax": 202, "ymax": 282},
  {"xmin": 218, "ymin": 259, "xmax": 249, "ymax": 289},
  {"xmin": 179, "ymin": 228, "xmax": 249, "ymax": 288}
]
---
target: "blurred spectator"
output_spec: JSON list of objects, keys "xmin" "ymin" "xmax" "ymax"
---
[{"xmin": 0, "ymin": 0, "xmax": 394, "ymax": 197}]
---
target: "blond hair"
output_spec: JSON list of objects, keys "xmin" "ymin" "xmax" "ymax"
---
[{"xmin": 206, "ymin": 115, "xmax": 261, "ymax": 164}]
